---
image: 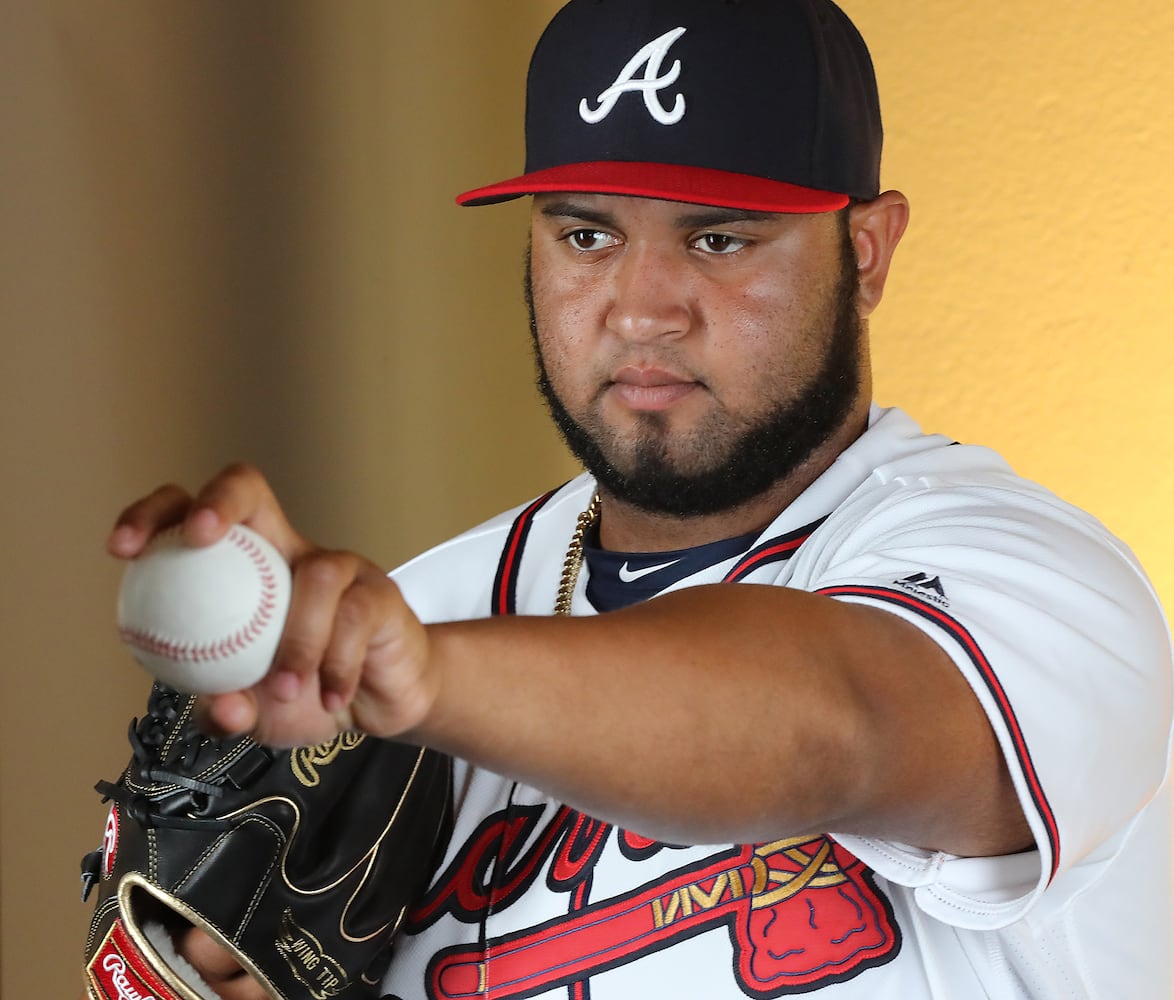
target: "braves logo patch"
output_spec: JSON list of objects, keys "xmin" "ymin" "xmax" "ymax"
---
[
  {"xmin": 579, "ymin": 27, "xmax": 688, "ymax": 125},
  {"xmin": 410, "ymin": 807, "xmax": 899, "ymax": 998}
]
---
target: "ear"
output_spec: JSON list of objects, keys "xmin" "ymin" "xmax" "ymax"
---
[{"xmin": 849, "ymin": 191, "xmax": 909, "ymax": 318}]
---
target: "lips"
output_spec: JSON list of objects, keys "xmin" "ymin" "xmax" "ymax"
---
[{"xmin": 609, "ymin": 366, "xmax": 700, "ymax": 411}]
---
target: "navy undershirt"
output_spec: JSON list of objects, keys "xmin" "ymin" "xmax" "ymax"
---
[{"xmin": 583, "ymin": 523, "xmax": 760, "ymax": 612}]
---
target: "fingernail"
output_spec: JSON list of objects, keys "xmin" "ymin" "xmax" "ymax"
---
[
  {"xmin": 268, "ymin": 669, "xmax": 301, "ymax": 702},
  {"xmin": 187, "ymin": 507, "xmax": 220, "ymax": 540},
  {"xmin": 109, "ymin": 525, "xmax": 139, "ymax": 555}
]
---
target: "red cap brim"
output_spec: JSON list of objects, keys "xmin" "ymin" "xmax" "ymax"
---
[{"xmin": 456, "ymin": 161, "xmax": 849, "ymax": 213}]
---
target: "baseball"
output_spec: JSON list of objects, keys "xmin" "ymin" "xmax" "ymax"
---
[{"xmin": 117, "ymin": 523, "xmax": 292, "ymax": 694}]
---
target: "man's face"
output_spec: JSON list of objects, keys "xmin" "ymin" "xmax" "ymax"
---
[{"xmin": 526, "ymin": 193, "xmax": 866, "ymax": 518}]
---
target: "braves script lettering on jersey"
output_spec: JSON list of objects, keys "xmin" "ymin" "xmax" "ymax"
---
[{"xmin": 384, "ymin": 406, "xmax": 1174, "ymax": 999}]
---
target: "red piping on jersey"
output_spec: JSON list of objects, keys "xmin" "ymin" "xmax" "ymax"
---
[
  {"xmin": 817, "ymin": 584, "xmax": 1061, "ymax": 884},
  {"xmin": 492, "ymin": 489, "xmax": 560, "ymax": 617},
  {"xmin": 723, "ymin": 517, "xmax": 828, "ymax": 582}
]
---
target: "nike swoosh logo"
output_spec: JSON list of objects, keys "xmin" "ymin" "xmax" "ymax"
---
[{"xmin": 618, "ymin": 559, "xmax": 682, "ymax": 583}]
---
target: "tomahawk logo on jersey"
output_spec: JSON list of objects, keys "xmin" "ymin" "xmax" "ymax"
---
[{"xmin": 409, "ymin": 806, "xmax": 900, "ymax": 999}]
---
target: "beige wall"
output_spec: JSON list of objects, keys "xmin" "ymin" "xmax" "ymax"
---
[{"xmin": 2, "ymin": 2, "xmax": 1171, "ymax": 996}]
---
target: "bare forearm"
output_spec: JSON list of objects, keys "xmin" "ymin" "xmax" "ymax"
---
[
  {"xmin": 414, "ymin": 585, "xmax": 983, "ymax": 847},
  {"xmin": 421, "ymin": 600, "xmax": 834, "ymax": 843}
]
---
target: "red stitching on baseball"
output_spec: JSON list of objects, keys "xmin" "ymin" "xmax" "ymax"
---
[{"xmin": 121, "ymin": 527, "xmax": 282, "ymax": 664}]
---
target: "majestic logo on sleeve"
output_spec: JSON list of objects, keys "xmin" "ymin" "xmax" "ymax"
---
[
  {"xmin": 409, "ymin": 807, "xmax": 900, "ymax": 998},
  {"xmin": 579, "ymin": 27, "xmax": 688, "ymax": 125},
  {"xmin": 893, "ymin": 572, "xmax": 950, "ymax": 608}
]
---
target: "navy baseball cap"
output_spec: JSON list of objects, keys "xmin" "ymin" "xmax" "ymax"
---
[{"xmin": 457, "ymin": 0, "xmax": 882, "ymax": 213}]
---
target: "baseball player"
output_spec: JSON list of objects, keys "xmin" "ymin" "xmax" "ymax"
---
[{"xmin": 99, "ymin": 0, "xmax": 1173, "ymax": 997}]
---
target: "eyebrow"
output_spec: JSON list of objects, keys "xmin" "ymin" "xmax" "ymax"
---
[
  {"xmin": 538, "ymin": 199, "xmax": 780, "ymax": 229},
  {"xmin": 675, "ymin": 208, "xmax": 780, "ymax": 228},
  {"xmin": 539, "ymin": 201, "xmax": 618, "ymax": 227}
]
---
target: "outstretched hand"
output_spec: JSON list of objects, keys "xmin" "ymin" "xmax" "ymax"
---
[{"xmin": 108, "ymin": 463, "xmax": 437, "ymax": 748}]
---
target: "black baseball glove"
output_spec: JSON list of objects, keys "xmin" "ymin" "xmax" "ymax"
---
[{"xmin": 81, "ymin": 683, "xmax": 452, "ymax": 1000}]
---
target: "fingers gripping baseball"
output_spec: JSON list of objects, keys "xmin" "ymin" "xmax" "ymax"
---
[
  {"xmin": 202, "ymin": 550, "xmax": 435, "ymax": 747},
  {"xmin": 189, "ymin": 463, "xmax": 307, "ymax": 559},
  {"xmin": 109, "ymin": 464, "xmax": 305, "ymax": 559},
  {"xmin": 108, "ymin": 483, "xmax": 197, "ymax": 557},
  {"xmin": 111, "ymin": 465, "xmax": 436, "ymax": 747}
]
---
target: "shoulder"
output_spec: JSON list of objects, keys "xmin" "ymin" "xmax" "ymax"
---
[
  {"xmin": 809, "ymin": 406, "xmax": 1152, "ymax": 590},
  {"xmin": 390, "ymin": 474, "xmax": 597, "ymax": 622}
]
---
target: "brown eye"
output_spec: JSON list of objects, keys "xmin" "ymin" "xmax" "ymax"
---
[
  {"xmin": 567, "ymin": 229, "xmax": 613, "ymax": 251},
  {"xmin": 695, "ymin": 233, "xmax": 747, "ymax": 254}
]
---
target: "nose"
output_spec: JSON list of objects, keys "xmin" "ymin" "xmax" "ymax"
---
[{"xmin": 605, "ymin": 242, "xmax": 693, "ymax": 343}]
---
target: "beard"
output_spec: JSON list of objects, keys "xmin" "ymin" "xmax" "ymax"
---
[{"xmin": 525, "ymin": 216, "xmax": 865, "ymax": 518}]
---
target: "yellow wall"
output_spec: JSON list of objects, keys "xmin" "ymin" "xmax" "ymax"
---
[
  {"xmin": 858, "ymin": 4, "xmax": 1174, "ymax": 604},
  {"xmin": 2, "ymin": 3, "xmax": 1171, "ymax": 996}
]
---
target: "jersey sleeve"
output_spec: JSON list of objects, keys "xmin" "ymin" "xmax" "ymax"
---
[{"xmin": 792, "ymin": 471, "xmax": 1173, "ymax": 930}]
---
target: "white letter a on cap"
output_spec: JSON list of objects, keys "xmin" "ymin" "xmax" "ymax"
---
[{"xmin": 579, "ymin": 27, "xmax": 687, "ymax": 126}]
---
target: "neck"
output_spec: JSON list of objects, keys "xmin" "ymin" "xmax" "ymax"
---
[{"xmin": 596, "ymin": 407, "xmax": 868, "ymax": 553}]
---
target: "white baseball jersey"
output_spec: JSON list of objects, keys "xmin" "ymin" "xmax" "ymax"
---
[{"xmin": 382, "ymin": 405, "xmax": 1173, "ymax": 1000}]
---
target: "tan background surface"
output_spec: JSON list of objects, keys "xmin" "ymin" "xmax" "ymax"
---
[{"xmin": 2, "ymin": 2, "xmax": 1171, "ymax": 995}]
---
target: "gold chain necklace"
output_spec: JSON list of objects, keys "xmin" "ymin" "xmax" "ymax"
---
[{"xmin": 554, "ymin": 493, "xmax": 600, "ymax": 615}]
